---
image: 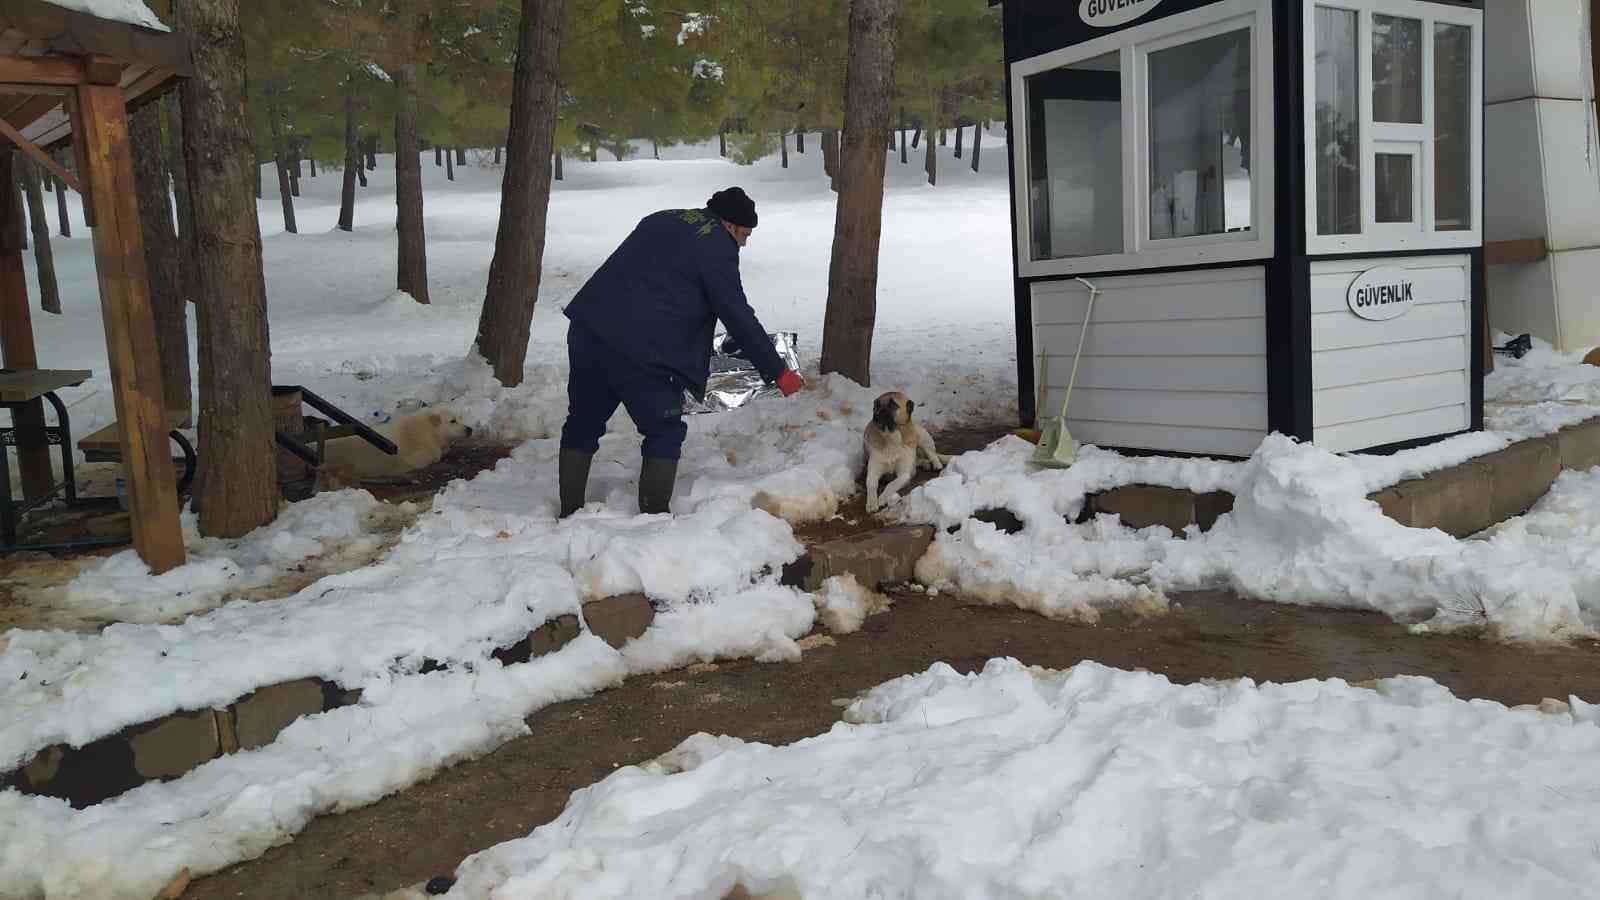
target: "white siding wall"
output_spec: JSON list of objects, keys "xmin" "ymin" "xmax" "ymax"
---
[
  {"xmin": 1310, "ymin": 255, "xmax": 1472, "ymax": 452},
  {"xmin": 1031, "ymin": 267, "xmax": 1268, "ymax": 457}
]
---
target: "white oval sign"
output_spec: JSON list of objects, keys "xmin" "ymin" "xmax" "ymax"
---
[
  {"xmin": 1346, "ymin": 266, "xmax": 1416, "ymax": 320},
  {"xmin": 1080, "ymin": 0, "xmax": 1163, "ymax": 28}
]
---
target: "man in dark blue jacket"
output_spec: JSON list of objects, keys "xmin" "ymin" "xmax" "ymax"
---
[{"xmin": 559, "ymin": 187, "xmax": 805, "ymax": 517}]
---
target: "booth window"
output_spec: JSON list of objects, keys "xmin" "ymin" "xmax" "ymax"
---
[
  {"xmin": 1314, "ymin": 6, "xmax": 1359, "ymax": 236},
  {"xmin": 1371, "ymin": 14, "xmax": 1421, "ymax": 124},
  {"xmin": 1026, "ymin": 52, "xmax": 1124, "ymax": 260},
  {"xmin": 1306, "ymin": 0, "xmax": 1480, "ymax": 249},
  {"xmin": 1374, "ymin": 153, "xmax": 1414, "ymax": 222},
  {"xmin": 1147, "ymin": 29, "xmax": 1252, "ymax": 240},
  {"xmin": 1434, "ymin": 22, "xmax": 1472, "ymax": 231},
  {"xmin": 1013, "ymin": 0, "xmax": 1273, "ymax": 275}
]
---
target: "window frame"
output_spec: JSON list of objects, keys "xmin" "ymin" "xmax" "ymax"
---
[
  {"xmin": 1303, "ymin": 0, "xmax": 1483, "ymax": 255},
  {"xmin": 1009, "ymin": 0, "xmax": 1276, "ymax": 278}
]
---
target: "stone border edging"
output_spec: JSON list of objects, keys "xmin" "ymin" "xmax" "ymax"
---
[{"xmin": 2, "ymin": 596, "xmax": 654, "ymax": 807}]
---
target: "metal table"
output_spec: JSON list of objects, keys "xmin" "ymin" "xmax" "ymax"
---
[{"xmin": 0, "ymin": 368, "xmax": 90, "ymax": 549}]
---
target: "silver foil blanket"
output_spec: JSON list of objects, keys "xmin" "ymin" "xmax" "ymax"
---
[{"xmin": 683, "ymin": 332, "xmax": 801, "ymax": 415}]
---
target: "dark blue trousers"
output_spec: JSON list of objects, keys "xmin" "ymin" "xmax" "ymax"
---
[{"xmin": 560, "ymin": 321, "xmax": 688, "ymax": 460}]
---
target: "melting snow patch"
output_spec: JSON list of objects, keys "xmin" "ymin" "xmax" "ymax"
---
[{"xmin": 447, "ymin": 658, "xmax": 1600, "ymax": 899}]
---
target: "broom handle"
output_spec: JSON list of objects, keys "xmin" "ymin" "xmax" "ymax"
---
[{"xmin": 1061, "ymin": 281, "xmax": 1098, "ymax": 419}]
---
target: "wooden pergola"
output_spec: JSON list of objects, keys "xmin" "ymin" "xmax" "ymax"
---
[{"xmin": 0, "ymin": 0, "xmax": 189, "ymax": 572}]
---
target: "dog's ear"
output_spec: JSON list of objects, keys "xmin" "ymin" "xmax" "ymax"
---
[{"xmin": 906, "ymin": 399, "xmax": 915, "ymax": 417}]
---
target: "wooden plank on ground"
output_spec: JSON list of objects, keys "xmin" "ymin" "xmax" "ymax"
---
[
  {"xmin": 73, "ymin": 82, "xmax": 183, "ymax": 573},
  {"xmin": 0, "ymin": 149, "xmax": 53, "ymax": 501}
]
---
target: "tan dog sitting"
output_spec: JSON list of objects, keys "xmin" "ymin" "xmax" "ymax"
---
[{"xmin": 864, "ymin": 391, "xmax": 943, "ymax": 513}]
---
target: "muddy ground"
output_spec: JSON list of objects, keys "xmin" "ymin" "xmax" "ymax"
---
[{"xmin": 187, "ymin": 589, "xmax": 1600, "ymax": 900}]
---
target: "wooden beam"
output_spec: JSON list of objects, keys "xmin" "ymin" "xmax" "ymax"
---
[
  {"xmin": 1484, "ymin": 237, "xmax": 1548, "ymax": 266},
  {"xmin": 73, "ymin": 82, "xmax": 184, "ymax": 573},
  {"xmin": 0, "ymin": 150, "xmax": 53, "ymax": 502},
  {"xmin": 67, "ymin": 94, "xmax": 92, "ymax": 226},
  {"xmin": 82, "ymin": 54, "xmax": 124, "ymax": 86},
  {"xmin": 0, "ymin": 112, "xmax": 80, "ymax": 191},
  {"xmin": 0, "ymin": 54, "xmax": 85, "ymax": 86}
]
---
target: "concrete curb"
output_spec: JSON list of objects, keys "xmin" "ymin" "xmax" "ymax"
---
[{"xmin": 3, "ymin": 595, "xmax": 657, "ymax": 807}]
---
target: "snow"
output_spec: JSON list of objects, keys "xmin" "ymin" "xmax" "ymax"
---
[
  {"xmin": 5, "ymin": 127, "xmax": 1600, "ymax": 894},
  {"xmin": 38, "ymin": 0, "xmax": 167, "ymax": 30},
  {"xmin": 693, "ymin": 59, "xmax": 724, "ymax": 81},
  {"xmin": 678, "ymin": 12, "xmax": 713, "ymax": 44},
  {"xmin": 446, "ymin": 658, "xmax": 1600, "ymax": 899},
  {"xmin": 903, "ymin": 423, "xmax": 1600, "ymax": 641}
]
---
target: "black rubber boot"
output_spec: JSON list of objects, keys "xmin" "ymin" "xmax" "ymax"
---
[
  {"xmin": 638, "ymin": 456, "xmax": 679, "ymax": 515},
  {"xmin": 558, "ymin": 449, "xmax": 593, "ymax": 518}
]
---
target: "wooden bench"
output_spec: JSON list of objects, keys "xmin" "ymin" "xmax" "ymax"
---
[{"xmin": 77, "ymin": 410, "xmax": 197, "ymax": 495}]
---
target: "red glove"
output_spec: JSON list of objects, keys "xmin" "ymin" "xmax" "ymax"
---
[{"xmin": 776, "ymin": 369, "xmax": 804, "ymax": 397}]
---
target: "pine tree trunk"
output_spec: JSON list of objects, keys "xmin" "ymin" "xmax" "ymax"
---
[
  {"xmin": 796, "ymin": 128, "xmax": 805, "ymax": 153},
  {"xmin": 288, "ymin": 141, "xmax": 301, "ymax": 197},
  {"xmin": 911, "ymin": 124, "xmax": 920, "ymax": 148},
  {"xmin": 446, "ymin": 147, "xmax": 455, "ymax": 181},
  {"xmin": 954, "ymin": 123, "xmax": 964, "ymax": 159},
  {"xmin": 394, "ymin": 62, "xmax": 430, "ymax": 303},
  {"xmin": 495, "ymin": 146, "xmax": 502, "ymax": 164},
  {"xmin": 339, "ymin": 72, "xmax": 358, "ymax": 232},
  {"xmin": 366, "ymin": 135, "xmax": 377, "ymax": 170},
  {"xmin": 780, "ymin": 131, "xmax": 788, "ymax": 168},
  {"xmin": 53, "ymin": 152, "xmax": 71, "ymax": 237},
  {"xmin": 939, "ymin": 128, "xmax": 946, "ymax": 146},
  {"xmin": 924, "ymin": 109, "xmax": 938, "ymax": 186},
  {"xmin": 131, "ymin": 103, "xmax": 192, "ymax": 422},
  {"xmin": 17, "ymin": 159, "xmax": 60, "ymax": 314},
  {"xmin": 175, "ymin": 0, "xmax": 278, "ymax": 538},
  {"xmin": 821, "ymin": 0, "xmax": 899, "ymax": 386},
  {"xmin": 589, "ymin": 142, "xmax": 598, "ymax": 162},
  {"xmin": 718, "ymin": 129, "xmax": 727, "ymax": 157},
  {"xmin": 435, "ymin": 144, "xmax": 443, "ymax": 166},
  {"xmin": 652, "ymin": 138, "xmax": 660, "ymax": 160},
  {"xmin": 821, "ymin": 127, "xmax": 838, "ymax": 182},
  {"xmin": 899, "ymin": 123, "xmax": 906, "ymax": 164},
  {"xmin": 475, "ymin": 0, "xmax": 565, "ymax": 387},
  {"xmin": 254, "ymin": 156, "xmax": 262, "ymax": 198},
  {"xmin": 308, "ymin": 155, "xmax": 317, "ymax": 177},
  {"xmin": 553, "ymin": 151, "xmax": 563, "ymax": 180},
  {"xmin": 165, "ymin": 95, "xmax": 197, "ymax": 302},
  {"xmin": 971, "ymin": 122, "xmax": 983, "ymax": 172},
  {"xmin": 267, "ymin": 98, "xmax": 296, "ymax": 233},
  {"xmin": 455, "ymin": 147, "xmax": 466, "ymax": 166}
]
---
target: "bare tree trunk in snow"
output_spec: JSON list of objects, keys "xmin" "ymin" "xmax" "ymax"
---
[{"xmin": 820, "ymin": 0, "xmax": 899, "ymax": 386}]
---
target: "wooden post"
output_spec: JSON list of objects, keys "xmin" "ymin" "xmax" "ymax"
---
[
  {"xmin": 0, "ymin": 151, "xmax": 54, "ymax": 502},
  {"xmin": 72, "ymin": 82, "xmax": 185, "ymax": 573}
]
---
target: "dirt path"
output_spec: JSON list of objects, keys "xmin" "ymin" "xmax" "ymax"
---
[{"xmin": 187, "ymin": 589, "xmax": 1600, "ymax": 900}]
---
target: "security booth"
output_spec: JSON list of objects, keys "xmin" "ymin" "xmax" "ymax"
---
[{"xmin": 998, "ymin": 0, "xmax": 1486, "ymax": 456}]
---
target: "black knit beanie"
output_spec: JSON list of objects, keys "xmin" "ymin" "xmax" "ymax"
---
[{"xmin": 706, "ymin": 187, "xmax": 758, "ymax": 228}]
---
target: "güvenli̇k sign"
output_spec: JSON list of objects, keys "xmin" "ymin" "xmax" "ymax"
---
[
  {"xmin": 1346, "ymin": 266, "xmax": 1416, "ymax": 321},
  {"xmin": 1080, "ymin": 0, "xmax": 1162, "ymax": 28}
]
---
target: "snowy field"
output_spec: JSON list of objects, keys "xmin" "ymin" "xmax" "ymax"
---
[
  {"xmin": 447, "ymin": 659, "xmax": 1600, "ymax": 900},
  {"xmin": 4, "ymin": 134, "xmax": 1600, "ymax": 897}
]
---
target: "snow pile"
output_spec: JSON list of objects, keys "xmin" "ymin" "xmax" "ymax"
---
[
  {"xmin": 906, "ymin": 432, "xmax": 1600, "ymax": 641},
  {"xmin": 1484, "ymin": 335, "xmax": 1600, "ymax": 437},
  {"xmin": 54, "ymin": 490, "xmax": 405, "ymax": 624},
  {"xmin": 448, "ymin": 658, "xmax": 1600, "ymax": 899},
  {"xmin": 40, "ymin": 0, "xmax": 167, "ymax": 30},
  {"xmin": 812, "ymin": 573, "xmax": 891, "ymax": 634}
]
